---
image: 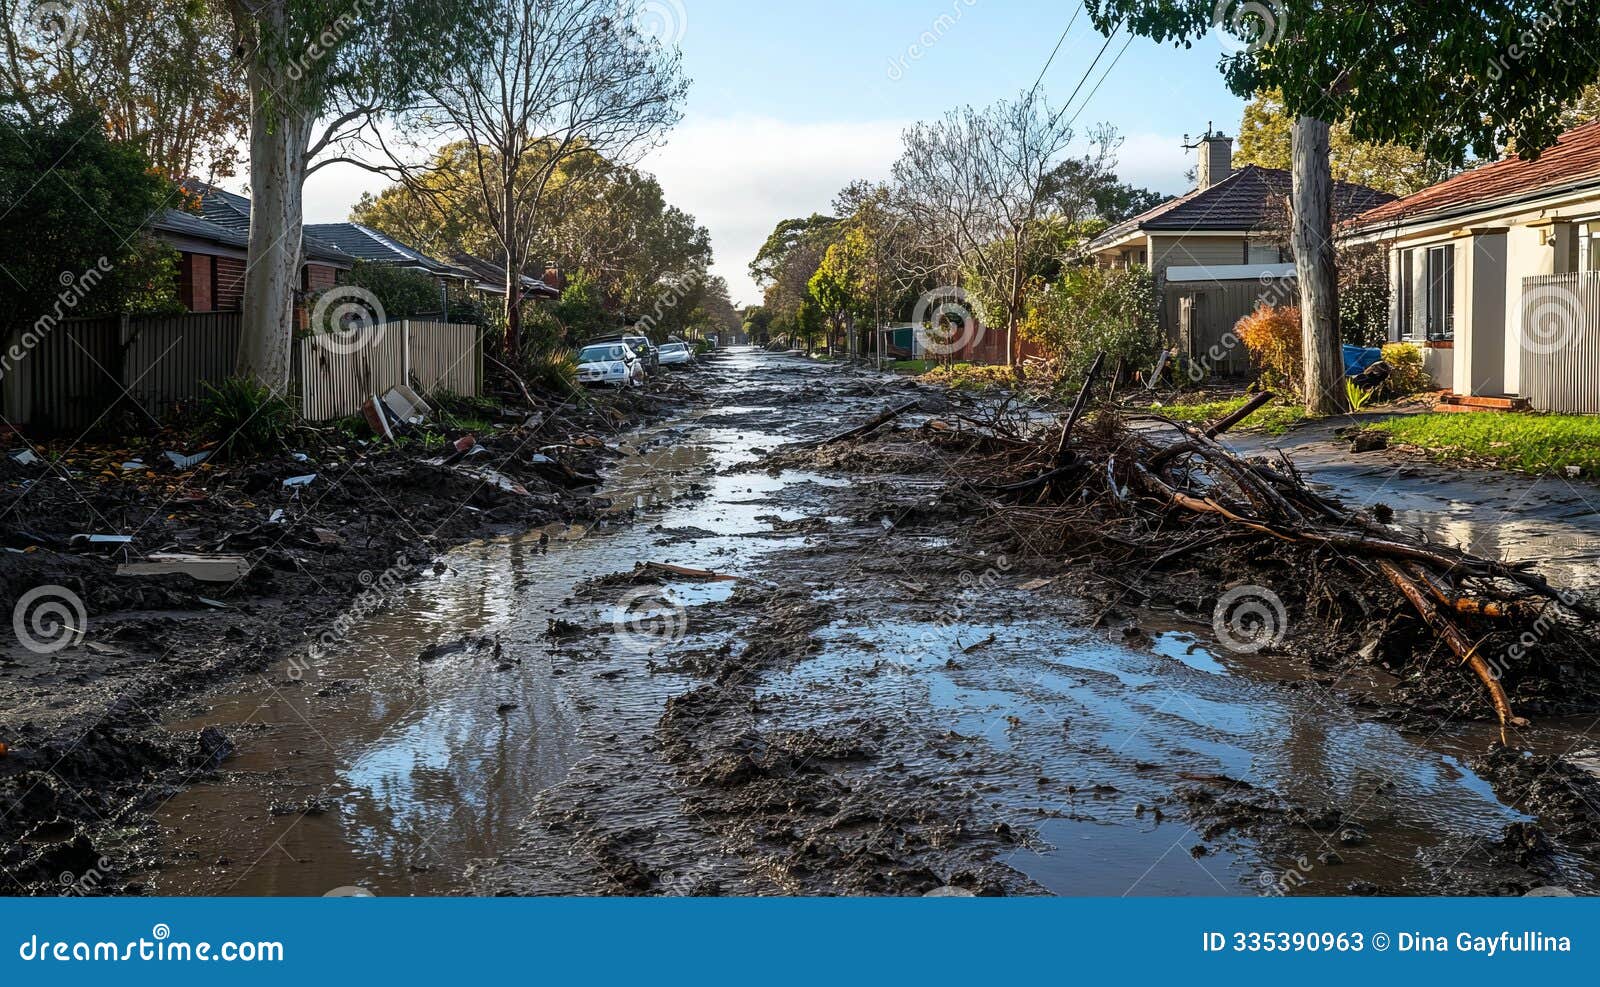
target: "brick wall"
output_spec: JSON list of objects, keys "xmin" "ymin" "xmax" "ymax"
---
[
  {"xmin": 177, "ymin": 253, "xmax": 215, "ymax": 312},
  {"xmin": 214, "ymin": 257, "xmax": 246, "ymax": 311}
]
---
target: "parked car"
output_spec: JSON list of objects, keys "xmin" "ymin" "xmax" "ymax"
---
[
  {"xmin": 575, "ymin": 342, "xmax": 644, "ymax": 388},
  {"xmin": 622, "ymin": 334, "xmax": 660, "ymax": 373},
  {"xmin": 658, "ymin": 341, "xmax": 694, "ymax": 366}
]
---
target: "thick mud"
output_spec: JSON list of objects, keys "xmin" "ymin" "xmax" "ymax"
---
[{"xmin": 15, "ymin": 349, "xmax": 1600, "ymax": 896}]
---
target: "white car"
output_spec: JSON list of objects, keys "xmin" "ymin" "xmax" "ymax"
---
[
  {"xmin": 576, "ymin": 343, "xmax": 644, "ymax": 388},
  {"xmin": 658, "ymin": 341, "xmax": 694, "ymax": 366}
]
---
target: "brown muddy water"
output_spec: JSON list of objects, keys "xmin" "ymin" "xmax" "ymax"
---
[{"xmin": 151, "ymin": 349, "xmax": 1600, "ymax": 896}]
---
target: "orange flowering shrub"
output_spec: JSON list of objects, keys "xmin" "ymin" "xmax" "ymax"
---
[{"xmin": 1234, "ymin": 303, "xmax": 1302, "ymax": 394}]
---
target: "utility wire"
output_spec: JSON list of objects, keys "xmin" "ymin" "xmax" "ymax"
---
[
  {"xmin": 1026, "ymin": 4, "xmax": 1082, "ymax": 104},
  {"xmin": 1066, "ymin": 32, "xmax": 1135, "ymax": 129}
]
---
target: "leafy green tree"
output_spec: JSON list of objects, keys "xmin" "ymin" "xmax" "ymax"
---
[
  {"xmin": 1019, "ymin": 266, "xmax": 1160, "ymax": 381},
  {"xmin": 1085, "ymin": 0, "xmax": 1600, "ymax": 415},
  {"xmin": 341, "ymin": 261, "xmax": 441, "ymax": 320},
  {"xmin": 0, "ymin": 107, "xmax": 178, "ymax": 338},
  {"xmin": 1235, "ymin": 90, "xmax": 1452, "ymax": 197},
  {"xmin": 1090, "ymin": 181, "xmax": 1166, "ymax": 223},
  {"xmin": 2, "ymin": 0, "xmax": 248, "ymax": 179},
  {"xmin": 749, "ymin": 215, "xmax": 838, "ymax": 287}
]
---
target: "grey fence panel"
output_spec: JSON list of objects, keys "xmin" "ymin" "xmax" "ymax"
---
[
  {"xmin": 1520, "ymin": 273, "xmax": 1600, "ymax": 414},
  {"xmin": 123, "ymin": 312, "xmax": 242, "ymax": 417}
]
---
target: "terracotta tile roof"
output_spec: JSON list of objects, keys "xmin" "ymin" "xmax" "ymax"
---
[
  {"xmin": 1353, "ymin": 120, "xmax": 1600, "ymax": 230},
  {"xmin": 1089, "ymin": 165, "xmax": 1394, "ymax": 250}
]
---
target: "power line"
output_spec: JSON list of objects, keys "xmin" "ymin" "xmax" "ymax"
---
[
  {"xmin": 1054, "ymin": 24, "xmax": 1123, "ymax": 123},
  {"xmin": 1066, "ymin": 32, "xmax": 1135, "ymax": 129},
  {"xmin": 1026, "ymin": 4, "xmax": 1082, "ymax": 104}
]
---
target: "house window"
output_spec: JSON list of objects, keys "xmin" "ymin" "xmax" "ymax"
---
[
  {"xmin": 1398, "ymin": 250, "xmax": 1413, "ymax": 338},
  {"xmin": 1425, "ymin": 245, "xmax": 1454, "ymax": 340}
]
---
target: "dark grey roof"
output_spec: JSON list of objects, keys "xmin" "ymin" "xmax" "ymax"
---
[
  {"xmin": 449, "ymin": 252, "xmax": 560, "ymax": 298},
  {"xmin": 166, "ymin": 180, "xmax": 354, "ymax": 265},
  {"xmin": 153, "ymin": 208, "xmax": 247, "ymax": 249},
  {"xmin": 304, "ymin": 222, "xmax": 473, "ymax": 278},
  {"xmin": 1089, "ymin": 165, "xmax": 1396, "ymax": 249}
]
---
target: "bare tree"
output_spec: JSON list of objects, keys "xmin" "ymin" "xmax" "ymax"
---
[
  {"xmin": 380, "ymin": 0, "xmax": 688, "ymax": 357},
  {"xmin": 892, "ymin": 95, "xmax": 1114, "ymax": 364}
]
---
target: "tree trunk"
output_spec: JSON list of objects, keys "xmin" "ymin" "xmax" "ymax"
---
[
  {"xmin": 234, "ymin": 59, "xmax": 310, "ymax": 395},
  {"xmin": 503, "ymin": 249, "xmax": 523, "ymax": 359},
  {"xmin": 1291, "ymin": 115, "xmax": 1346, "ymax": 416}
]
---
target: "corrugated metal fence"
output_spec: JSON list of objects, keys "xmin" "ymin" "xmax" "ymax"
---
[
  {"xmin": 3, "ymin": 315, "xmax": 482, "ymax": 431},
  {"xmin": 1171, "ymin": 275, "xmax": 1297, "ymax": 378},
  {"xmin": 1520, "ymin": 273, "xmax": 1600, "ymax": 414}
]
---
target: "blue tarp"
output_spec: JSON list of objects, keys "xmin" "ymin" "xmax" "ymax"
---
[{"xmin": 1343, "ymin": 344, "xmax": 1384, "ymax": 377}]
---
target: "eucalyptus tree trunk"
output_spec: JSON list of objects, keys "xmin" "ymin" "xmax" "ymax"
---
[
  {"xmin": 234, "ymin": 48, "xmax": 312, "ymax": 394},
  {"xmin": 1291, "ymin": 116, "xmax": 1347, "ymax": 416}
]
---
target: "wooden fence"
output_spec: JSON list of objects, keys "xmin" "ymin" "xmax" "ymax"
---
[
  {"xmin": 1520, "ymin": 273, "xmax": 1600, "ymax": 414},
  {"xmin": 2, "ymin": 315, "xmax": 481, "ymax": 431}
]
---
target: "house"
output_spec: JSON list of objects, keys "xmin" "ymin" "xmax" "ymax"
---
[
  {"xmin": 1347, "ymin": 120, "xmax": 1600, "ymax": 413},
  {"xmin": 448, "ymin": 252, "xmax": 561, "ymax": 301},
  {"xmin": 153, "ymin": 182, "xmax": 354, "ymax": 312},
  {"xmin": 1087, "ymin": 131, "xmax": 1394, "ymax": 375}
]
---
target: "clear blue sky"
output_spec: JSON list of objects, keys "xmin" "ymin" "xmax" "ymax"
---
[{"xmin": 305, "ymin": 0, "xmax": 1250, "ymax": 305}]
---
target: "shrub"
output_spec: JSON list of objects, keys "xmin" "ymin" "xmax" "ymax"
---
[
  {"xmin": 1338, "ymin": 243, "xmax": 1391, "ymax": 346},
  {"xmin": 523, "ymin": 346, "xmax": 578, "ymax": 397},
  {"xmin": 1019, "ymin": 266, "xmax": 1161, "ymax": 381},
  {"xmin": 1235, "ymin": 303, "xmax": 1302, "ymax": 394},
  {"xmin": 921, "ymin": 363, "xmax": 1021, "ymax": 391},
  {"xmin": 201, "ymin": 378, "xmax": 297, "ymax": 459},
  {"xmin": 1380, "ymin": 341, "xmax": 1432, "ymax": 397},
  {"xmin": 341, "ymin": 260, "xmax": 441, "ymax": 319}
]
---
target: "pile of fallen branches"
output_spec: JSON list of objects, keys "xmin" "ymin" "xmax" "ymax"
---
[{"xmin": 872, "ymin": 356, "xmax": 1598, "ymax": 742}]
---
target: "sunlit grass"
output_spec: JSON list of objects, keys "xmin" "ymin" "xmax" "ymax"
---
[{"xmin": 1367, "ymin": 413, "xmax": 1600, "ymax": 476}]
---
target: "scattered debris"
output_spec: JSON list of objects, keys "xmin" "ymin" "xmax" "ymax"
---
[
  {"xmin": 70, "ymin": 533, "xmax": 133, "ymax": 549},
  {"xmin": 283, "ymin": 474, "xmax": 317, "ymax": 489},
  {"xmin": 643, "ymin": 562, "xmax": 737, "ymax": 582},
  {"xmin": 9, "ymin": 448, "xmax": 39, "ymax": 465},
  {"xmin": 116, "ymin": 553, "xmax": 250, "ymax": 583},
  {"xmin": 164, "ymin": 450, "xmax": 212, "ymax": 470}
]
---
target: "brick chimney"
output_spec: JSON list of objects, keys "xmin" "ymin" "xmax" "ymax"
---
[{"xmin": 1197, "ymin": 132, "xmax": 1234, "ymax": 190}]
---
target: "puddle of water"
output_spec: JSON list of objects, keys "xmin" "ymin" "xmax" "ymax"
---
[{"xmin": 153, "ymin": 351, "xmax": 822, "ymax": 895}]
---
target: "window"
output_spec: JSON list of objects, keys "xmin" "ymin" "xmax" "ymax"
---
[
  {"xmin": 1398, "ymin": 250, "xmax": 1413, "ymax": 338},
  {"xmin": 1425, "ymin": 245, "xmax": 1454, "ymax": 340}
]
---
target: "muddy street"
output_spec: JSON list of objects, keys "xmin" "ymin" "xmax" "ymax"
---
[{"xmin": 117, "ymin": 349, "xmax": 1600, "ymax": 897}]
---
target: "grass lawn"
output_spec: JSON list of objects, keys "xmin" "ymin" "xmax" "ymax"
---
[
  {"xmin": 887, "ymin": 358, "xmax": 940, "ymax": 374},
  {"xmin": 1366, "ymin": 413, "xmax": 1600, "ymax": 476},
  {"xmin": 1152, "ymin": 395, "xmax": 1309, "ymax": 436}
]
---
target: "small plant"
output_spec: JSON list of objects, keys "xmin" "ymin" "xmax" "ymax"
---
[
  {"xmin": 1345, "ymin": 378, "xmax": 1377, "ymax": 412},
  {"xmin": 200, "ymin": 377, "xmax": 297, "ymax": 459},
  {"xmin": 1380, "ymin": 341, "xmax": 1432, "ymax": 397},
  {"xmin": 522, "ymin": 345, "xmax": 579, "ymax": 397},
  {"xmin": 1234, "ymin": 303, "xmax": 1303, "ymax": 395}
]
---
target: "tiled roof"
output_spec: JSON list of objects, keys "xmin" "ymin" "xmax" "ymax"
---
[
  {"xmin": 449, "ymin": 252, "xmax": 560, "ymax": 298},
  {"xmin": 304, "ymin": 222, "xmax": 472, "ymax": 278},
  {"xmin": 1353, "ymin": 120, "xmax": 1600, "ymax": 230},
  {"xmin": 153, "ymin": 208, "xmax": 247, "ymax": 249},
  {"xmin": 1089, "ymin": 165, "xmax": 1396, "ymax": 249},
  {"xmin": 167, "ymin": 180, "xmax": 353, "ymax": 264}
]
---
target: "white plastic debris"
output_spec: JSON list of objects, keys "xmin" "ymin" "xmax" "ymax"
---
[
  {"xmin": 283, "ymin": 474, "xmax": 317, "ymax": 489},
  {"xmin": 164, "ymin": 450, "xmax": 211, "ymax": 469},
  {"xmin": 8, "ymin": 449, "xmax": 39, "ymax": 465}
]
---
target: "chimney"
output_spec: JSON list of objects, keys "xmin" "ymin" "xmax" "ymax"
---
[{"xmin": 1197, "ymin": 131, "xmax": 1234, "ymax": 190}]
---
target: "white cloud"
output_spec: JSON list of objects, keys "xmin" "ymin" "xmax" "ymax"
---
[
  {"xmin": 641, "ymin": 115, "xmax": 907, "ymax": 307},
  {"xmin": 1113, "ymin": 131, "xmax": 1195, "ymax": 195}
]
